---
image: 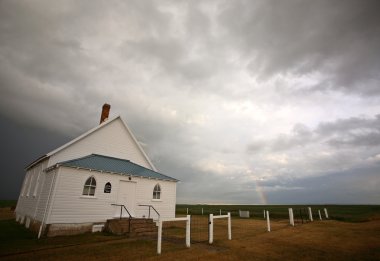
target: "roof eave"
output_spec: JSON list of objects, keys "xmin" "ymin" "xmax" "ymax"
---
[
  {"xmin": 25, "ymin": 155, "xmax": 49, "ymax": 170},
  {"xmin": 46, "ymin": 115, "xmax": 121, "ymax": 157},
  {"xmin": 58, "ymin": 164, "xmax": 179, "ymax": 182}
]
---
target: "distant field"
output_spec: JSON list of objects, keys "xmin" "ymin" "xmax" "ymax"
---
[
  {"xmin": 176, "ymin": 204, "xmax": 380, "ymax": 222},
  {"xmin": 1, "ymin": 201, "xmax": 379, "ymax": 221},
  {"xmin": 0, "ymin": 200, "xmax": 17, "ymax": 208}
]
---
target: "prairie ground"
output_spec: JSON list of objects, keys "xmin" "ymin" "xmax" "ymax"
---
[{"xmin": 1, "ymin": 207, "xmax": 379, "ymax": 260}]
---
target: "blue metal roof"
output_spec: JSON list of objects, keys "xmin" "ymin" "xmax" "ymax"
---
[{"xmin": 57, "ymin": 154, "xmax": 178, "ymax": 182}]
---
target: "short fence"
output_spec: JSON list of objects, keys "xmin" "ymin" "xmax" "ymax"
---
[
  {"xmin": 156, "ymin": 206, "xmax": 329, "ymax": 254},
  {"xmin": 158, "ymin": 216, "xmax": 190, "ymax": 254},
  {"xmin": 158, "ymin": 213, "xmax": 232, "ymax": 254},
  {"xmin": 209, "ymin": 213, "xmax": 231, "ymax": 244}
]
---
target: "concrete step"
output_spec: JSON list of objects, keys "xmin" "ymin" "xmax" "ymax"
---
[
  {"xmin": 130, "ymin": 219, "xmax": 155, "ymax": 224},
  {"xmin": 105, "ymin": 218, "xmax": 157, "ymax": 237}
]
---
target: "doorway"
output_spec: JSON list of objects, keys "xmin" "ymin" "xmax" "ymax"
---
[{"xmin": 115, "ymin": 180, "xmax": 136, "ymax": 217}]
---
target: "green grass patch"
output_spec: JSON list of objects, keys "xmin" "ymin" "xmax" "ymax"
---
[
  {"xmin": 0, "ymin": 200, "xmax": 17, "ymax": 208},
  {"xmin": 0, "ymin": 218, "xmax": 123, "ymax": 256}
]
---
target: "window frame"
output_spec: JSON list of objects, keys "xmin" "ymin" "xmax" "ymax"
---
[
  {"xmin": 152, "ymin": 184, "xmax": 161, "ymax": 200},
  {"xmin": 104, "ymin": 182, "xmax": 112, "ymax": 193},
  {"xmin": 82, "ymin": 176, "xmax": 97, "ymax": 196}
]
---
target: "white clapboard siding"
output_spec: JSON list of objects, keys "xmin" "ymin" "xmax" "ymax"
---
[
  {"xmin": 135, "ymin": 179, "xmax": 176, "ymax": 219},
  {"xmin": 48, "ymin": 118, "xmax": 152, "ymax": 170},
  {"xmin": 47, "ymin": 168, "xmax": 117, "ymax": 224},
  {"xmin": 15, "ymin": 160, "xmax": 49, "ymax": 221},
  {"xmin": 47, "ymin": 167, "xmax": 176, "ymax": 224},
  {"xmin": 34, "ymin": 169, "xmax": 56, "ymax": 221}
]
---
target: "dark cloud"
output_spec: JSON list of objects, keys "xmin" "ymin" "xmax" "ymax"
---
[
  {"xmin": 263, "ymin": 166, "xmax": 380, "ymax": 204},
  {"xmin": 317, "ymin": 115, "xmax": 380, "ymax": 135},
  {"xmin": 0, "ymin": 115, "xmax": 70, "ymax": 199},
  {"xmin": 247, "ymin": 114, "xmax": 380, "ymax": 152},
  {"xmin": 218, "ymin": 0, "xmax": 380, "ymax": 95}
]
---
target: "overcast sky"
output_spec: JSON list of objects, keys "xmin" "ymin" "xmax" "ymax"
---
[{"xmin": 1, "ymin": 0, "xmax": 380, "ymax": 204}]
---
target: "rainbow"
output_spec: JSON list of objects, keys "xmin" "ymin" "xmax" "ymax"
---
[{"xmin": 254, "ymin": 179, "xmax": 267, "ymax": 205}]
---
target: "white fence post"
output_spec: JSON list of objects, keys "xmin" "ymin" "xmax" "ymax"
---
[
  {"xmin": 202, "ymin": 208, "xmax": 204, "ymax": 215},
  {"xmin": 324, "ymin": 208, "xmax": 329, "ymax": 219},
  {"xmin": 228, "ymin": 212, "xmax": 232, "ymax": 240},
  {"xmin": 289, "ymin": 208, "xmax": 294, "ymax": 226},
  {"xmin": 186, "ymin": 215, "xmax": 191, "ymax": 247},
  {"xmin": 220, "ymin": 209, "xmax": 222, "ymax": 215},
  {"xmin": 308, "ymin": 207, "xmax": 313, "ymax": 221},
  {"xmin": 209, "ymin": 214, "xmax": 213, "ymax": 244},
  {"xmin": 291, "ymin": 208, "xmax": 295, "ymax": 226},
  {"xmin": 157, "ymin": 219, "xmax": 163, "ymax": 254},
  {"xmin": 266, "ymin": 211, "xmax": 270, "ymax": 232},
  {"xmin": 264, "ymin": 210, "xmax": 266, "ymax": 218},
  {"xmin": 318, "ymin": 210, "xmax": 322, "ymax": 220}
]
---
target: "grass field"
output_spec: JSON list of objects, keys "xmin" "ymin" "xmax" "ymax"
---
[
  {"xmin": 176, "ymin": 204, "xmax": 380, "ymax": 222},
  {"xmin": 0, "ymin": 200, "xmax": 17, "ymax": 208},
  {"xmin": 1, "ymin": 202, "xmax": 379, "ymax": 260}
]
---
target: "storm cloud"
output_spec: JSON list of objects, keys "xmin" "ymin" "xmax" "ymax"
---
[{"xmin": 0, "ymin": 0, "xmax": 379, "ymax": 203}]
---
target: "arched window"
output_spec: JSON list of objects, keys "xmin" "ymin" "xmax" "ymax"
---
[
  {"xmin": 104, "ymin": 182, "xmax": 112, "ymax": 193},
  {"xmin": 153, "ymin": 184, "xmax": 161, "ymax": 199},
  {"xmin": 83, "ymin": 176, "xmax": 96, "ymax": 196}
]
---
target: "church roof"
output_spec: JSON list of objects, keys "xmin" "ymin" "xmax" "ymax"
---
[{"xmin": 49, "ymin": 154, "xmax": 178, "ymax": 182}]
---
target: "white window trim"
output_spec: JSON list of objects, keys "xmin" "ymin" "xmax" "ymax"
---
[
  {"xmin": 82, "ymin": 176, "xmax": 97, "ymax": 196},
  {"xmin": 80, "ymin": 196, "xmax": 98, "ymax": 199},
  {"xmin": 33, "ymin": 166, "xmax": 41, "ymax": 197},
  {"xmin": 21, "ymin": 173, "xmax": 29, "ymax": 197},
  {"xmin": 26, "ymin": 169, "xmax": 34, "ymax": 197},
  {"xmin": 153, "ymin": 184, "xmax": 162, "ymax": 200}
]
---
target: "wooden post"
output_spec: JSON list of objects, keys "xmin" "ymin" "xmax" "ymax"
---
[
  {"xmin": 157, "ymin": 220, "xmax": 163, "ymax": 254},
  {"xmin": 228, "ymin": 212, "xmax": 232, "ymax": 240},
  {"xmin": 308, "ymin": 207, "xmax": 313, "ymax": 221},
  {"xmin": 266, "ymin": 211, "xmax": 270, "ymax": 232},
  {"xmin": 209, "ymin": 214, "xmax": 213, "ymax": 244},
  {"xmin": 202, "ymin": 208, "xmax": 204, "ymax": 215},
  {"xmin": 220, "ymin": 209, "xmax": 222, "ymax": 215},
  {"xmin": 186, "ymin": 215, "xmax": 191, "ymax": 247},
  {"xmin": 324, "ymin": 208, "xmax": 329, "ymax": 219},
  {"xmin": 186, "ymin": 208, "xmax": 188, "ymax": 215}
]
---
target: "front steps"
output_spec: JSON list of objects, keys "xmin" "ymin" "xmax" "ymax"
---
[{"xmin": 105, "ymin": 218, "xmax": 157, "ymax": 237}]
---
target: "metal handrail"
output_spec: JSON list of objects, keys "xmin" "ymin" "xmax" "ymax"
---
[
  {"xmin": 138, "ymin": 204, "xmax": 160, "ymax": 219},
  {"xmin": 111, "ymin": 203, "xmax": 133, "ymax": 219}
]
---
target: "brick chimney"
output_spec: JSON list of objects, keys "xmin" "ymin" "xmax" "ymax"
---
[{"xmin": 99, "ymin": 103, "xmax": 111, "ymax": 124}]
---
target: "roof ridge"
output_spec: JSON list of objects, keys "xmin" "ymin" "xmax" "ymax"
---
[{"xmin": 91, "ymin": 153, "xmax": 130, "ymax": 162}]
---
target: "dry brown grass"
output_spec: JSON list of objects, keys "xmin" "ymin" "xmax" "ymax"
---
[
  {"xmin": 0, "ymin": 207, "xmax": 15, "ymax": 221},
  {"xmin": 2, "ymin": 210, "xmax": 380, "ymax": 260}
]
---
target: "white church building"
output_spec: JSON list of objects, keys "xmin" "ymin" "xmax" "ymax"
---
[{"xmin": 15, "ymin": 104, "xmax": 178, "ymax": 237}]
